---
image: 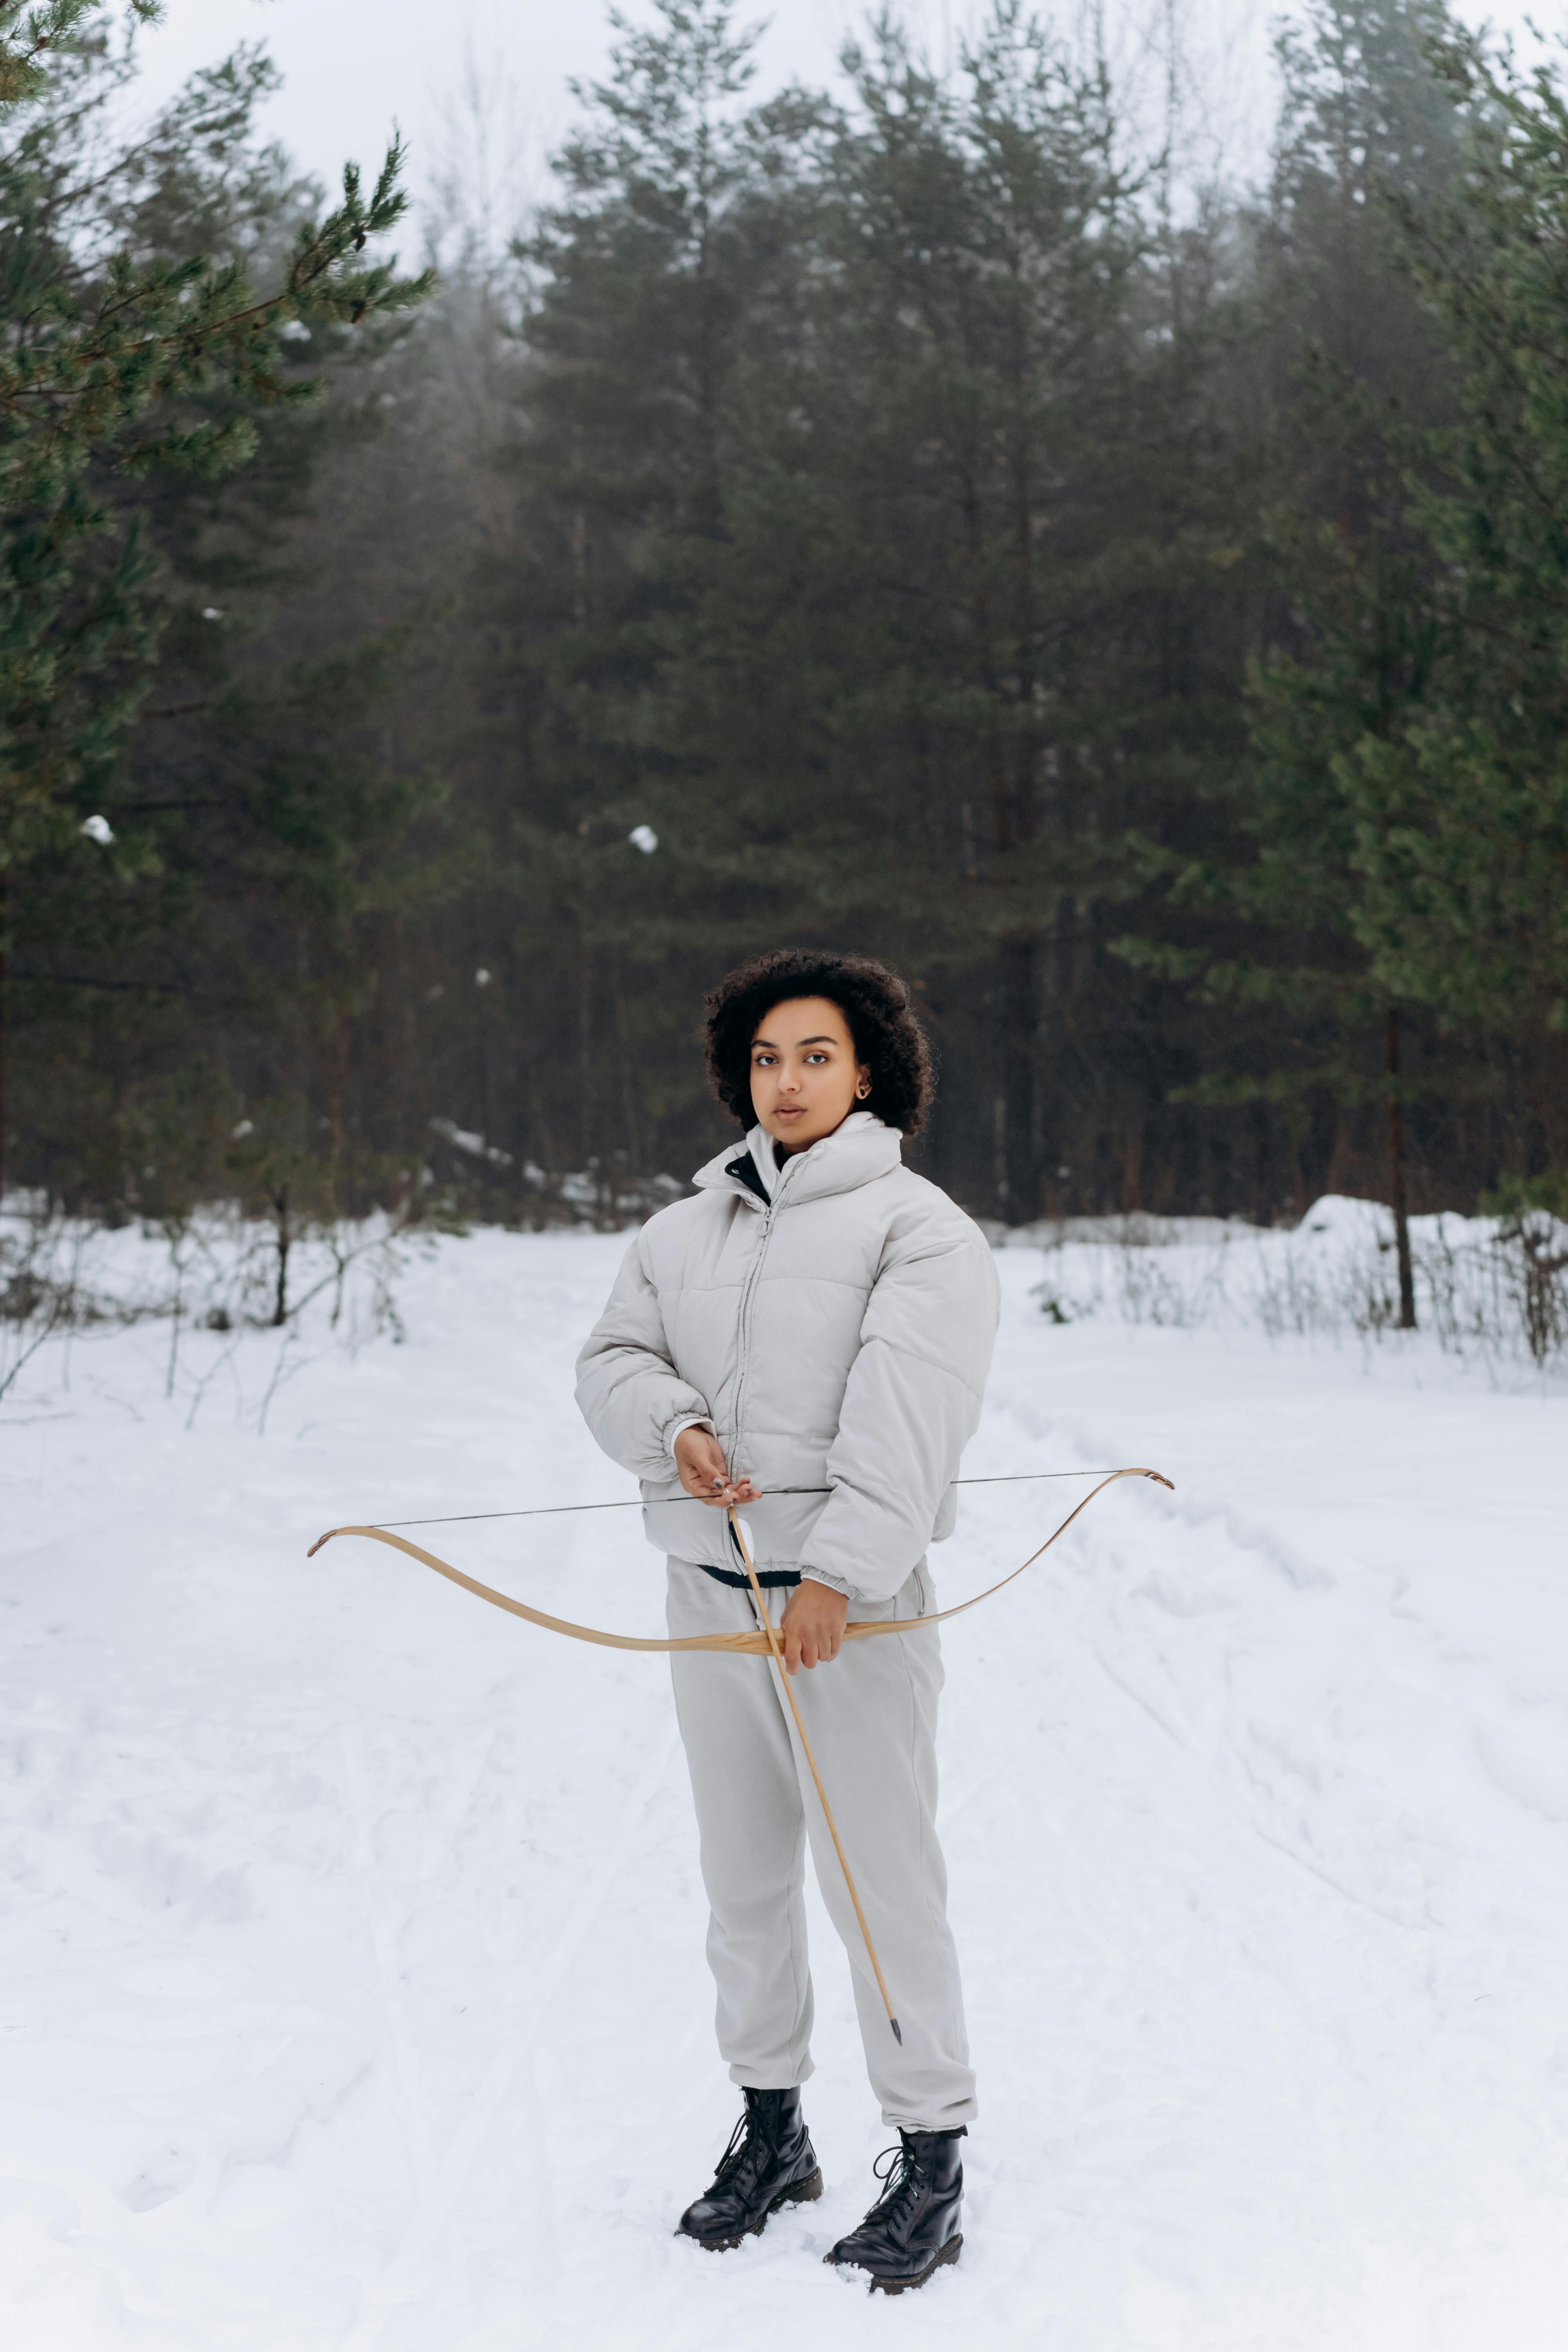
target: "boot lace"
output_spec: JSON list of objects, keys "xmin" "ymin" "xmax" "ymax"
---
[
  {"xmin": 708, "ymin": 2110, "xmax": 759, "ymax": 2194},
  {"xmin": 864, "ymin": 2139, "xmax": 929, "ymax": 2228}
]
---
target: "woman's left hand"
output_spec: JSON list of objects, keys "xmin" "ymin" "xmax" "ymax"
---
[{"xmin": 779, "ymin": 1578, "xmax": 849, "ymax": 1674}]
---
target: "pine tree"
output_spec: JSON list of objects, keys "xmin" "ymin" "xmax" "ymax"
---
[
  {"xmin": 1357, "ymin": 27, "xmax": 1568, "ymax": 1180},
  {"xmin": 456, "ymin": 0, "xmax": 823, "ymax": 1187},
  {"xmin": 0, "ymin": 0, "xmax": 432, "ymax": 1200},
  {"xmin": 1117, "ymin": 0, "xmax": 1472, "ymax": 1294}
]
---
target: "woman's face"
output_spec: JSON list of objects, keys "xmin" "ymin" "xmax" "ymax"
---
[{"xmin": 749, "ymin": 996, "xmax": 871, "ymax": 1156}]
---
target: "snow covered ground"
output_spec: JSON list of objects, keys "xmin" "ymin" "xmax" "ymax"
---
[{"xmin": 3, "ymin": 1219, "xmax": 1566, "ymax": 2350}]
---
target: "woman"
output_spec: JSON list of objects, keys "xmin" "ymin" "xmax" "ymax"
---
[{"xmin": 575, "ymin": 949, "xmax": 998, "ymax": 2292}]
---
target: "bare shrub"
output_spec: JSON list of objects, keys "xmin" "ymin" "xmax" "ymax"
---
[
  {"xmin": 1489, "ymin": 1203, "xmax": 1568, "ymax": 1367},
  {"xmin": 0, "ymin": 1200, "xmax": 422, "ymax": 1425},
  {"xmin": 1020, "ymin": 1195, "xmax": 1568, "ymax": 1370}
]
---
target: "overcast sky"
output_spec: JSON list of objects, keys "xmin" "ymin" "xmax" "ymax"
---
[{"xmin": 125, "ymin": 0, "xmax": 1554, "ymax": 240}]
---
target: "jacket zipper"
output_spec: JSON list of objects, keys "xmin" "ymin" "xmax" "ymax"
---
[{"xmin": 729, "ymin": 1153, "xmax": 799, "ymax": 1471}]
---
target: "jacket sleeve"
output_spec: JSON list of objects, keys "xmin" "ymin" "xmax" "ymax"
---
[
  {"xmin": 800, "ymin": 1219, "xmax": 1000, "ymax": 1606},
  {"xmin": 574, "ymin": 1234, "xmax": 712, "ymax": 1482}
]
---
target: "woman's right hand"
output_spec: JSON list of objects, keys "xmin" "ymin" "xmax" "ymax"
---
[{"xmin": 673, "ymin": 1425, "xmax": 759, "ymax": 1508}]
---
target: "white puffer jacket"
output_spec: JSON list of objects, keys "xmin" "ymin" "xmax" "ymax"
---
[{"xmin": 574, "ymin": 1112, "xmax": 1000, "ymax": 1603}]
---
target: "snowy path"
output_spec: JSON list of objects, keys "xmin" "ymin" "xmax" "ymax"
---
[{"xmin": 3, "ymin": 1229, "xmax": 1566, "ymax": 2350}]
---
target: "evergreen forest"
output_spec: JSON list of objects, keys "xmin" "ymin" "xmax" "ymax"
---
[{"xmin": 4, "ymin": 0, "xmax": 1568, "ymax": 1262}]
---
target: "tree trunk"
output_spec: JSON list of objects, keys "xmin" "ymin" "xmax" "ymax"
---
[
  {"xmin": 993, "ymin": 936, "xmax": 1037, "ymax": 1220},
  {"xmin": 1122, "ymin": 1125, "xmax": 1143, "ymax": 1216},
  {"xmin": 272, "ymin": 1185, "xmax": 291, "ymax": 1327},
  {"xmin": 326, "ymin": 1005, "xmax": 349, "ymax": 1219},
  {"xmin": 578, "ymin": 932, "xmax": 595, "ymax": 1171},
  {"xmin": 612, "ymin": 958, "xmax": 642, "ymax": 1179},
  {"xmin": 0, "ymin": 926, "xmax": 7, "ymax": 1209},
  {"xmin": 1385, "ymin": 1006, "xmax": 1416, "ymax": 1329}
]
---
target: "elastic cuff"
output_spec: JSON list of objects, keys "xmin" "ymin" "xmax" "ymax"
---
[
  {"xmin": 665, "ymin": 1414, "xmax": 713, "ymax": 1462},
  {"xmin": 799, "ymin": 1566, "xmax": 859, "ymax": 1602},
  {"xmin": 884, "ymin": 2105, "xmax": 978, "ymax": 2132}
]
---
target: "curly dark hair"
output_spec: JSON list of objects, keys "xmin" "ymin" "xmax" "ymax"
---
[{"xmin": 704, "ymin": 949, "xmax": 936, "ymax": 1139}]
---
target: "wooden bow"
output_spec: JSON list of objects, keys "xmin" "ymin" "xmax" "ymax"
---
[{"xmin": 306, "ymin": 1466, "xmax": 1173, "ymax": 1655}]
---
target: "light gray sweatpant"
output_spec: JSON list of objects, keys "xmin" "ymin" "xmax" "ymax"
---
[{"xmin": 666, "ymin": 1555, "xmax": 976, "ymax": 2132}]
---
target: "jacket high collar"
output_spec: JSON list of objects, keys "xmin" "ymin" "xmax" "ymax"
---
[{"xmin": 692, "ymin": 1110, "xmax": 902, "ymax": 1210}]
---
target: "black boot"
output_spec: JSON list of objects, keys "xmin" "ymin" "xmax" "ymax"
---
[
  {"xmin": 824, "ymin": 2127, "xmax": 965, "ymax": 2292},
  {"xmin": 676, "ymin": 2087, "xmax": 822, "ymax": 2251}
]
